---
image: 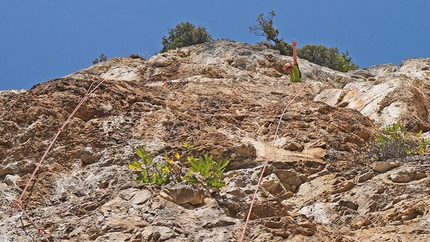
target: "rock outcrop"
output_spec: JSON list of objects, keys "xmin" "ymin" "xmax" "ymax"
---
[
  {"xmin": 1, "ymin": 40, "xmax": 429, "ymax": 241},
  {"xmin": 315, "ymin": 58, "xmax": 430, "ymax": 131}
]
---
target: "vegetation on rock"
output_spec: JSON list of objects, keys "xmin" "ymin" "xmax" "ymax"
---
[
  {"xmin": 358, "ymin": 122, "xmax": 430, "ymax": 163},
  {"xmin": 298, "ymin": 45, "xmax": 358, "ymax": 72},
  {"xmin": 160, "ymin": 22, "xmax": 213, "ymax": 53},
  {"xmin": 129, "ymin": 144, "xmax": 229, "ymax": 191},
  {"xmin": 183, "ymin": 153, "xmax": 230, "ymax": 190},
  {"xmin": 128, "ymin": 147, "xmax": 182, "ymax": 185},
  {"xmin": 249, "ymin": 11, "xmax": 291, "ymax": 56},
  {"xmin": 92, "ymin": 53, "xmax": 108, "ymax": 65},
  {"xmin": 249, "ymin": 11, "xmax": 358, "ymax": 72}
]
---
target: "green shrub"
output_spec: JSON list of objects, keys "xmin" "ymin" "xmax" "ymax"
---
[
  {"xmin": 184, "ymin": 153, "xmax": 230, "ymax": 190},
  {"xmin": 92, "ymin": 53, "xmax": 108, "ymax": 65},
  {"xmin": 128, "ymin": 144, "xmax": 229, "ymax": 191},
  {"xmin": 372, "ymin": 122, "xmax": 415, "ymax": 160},
  {"xmin": 337, "ymin": 51, "xmax": 359, "ymax": 72},
  {"xmin": 297, "ymin": 44, "xmax": 358, "ymax": 72},
  {"xmin": 128, "ymin": 147, "xmax": 181, "ymax": 185},
  {"xmin": 160, "ymin": 22, "xmax": 213, "ymax": 53},
  {"xmin": 272, "ymin": 41, "xmax": 292, "ymax": 56},
  {"xmin": 358, "ymin": 122, "xmax": 429, "ymax": 163}
]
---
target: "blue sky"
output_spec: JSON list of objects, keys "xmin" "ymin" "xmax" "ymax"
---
[{"xmin": 1, "ymin": 1, "xmax": 429, "ymax": 91}]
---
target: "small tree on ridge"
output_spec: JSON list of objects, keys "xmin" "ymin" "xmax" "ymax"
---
[
  {"xmin": 249, "ymin": 11, "xmax": 292, "ymax": 55},
  {"xmin": 160, "ymin": 22, "xmax": 213, "ymax": 53}
]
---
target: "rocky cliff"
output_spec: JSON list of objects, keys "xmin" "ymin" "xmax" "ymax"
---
[{"xmin": 1, "ymin": 40, "xmax": 430, "ymax": 241}]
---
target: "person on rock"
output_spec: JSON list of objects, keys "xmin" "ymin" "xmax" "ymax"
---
[{"xmin": 283, "ymin": 39, "xmax": 302, "ymax": 82}]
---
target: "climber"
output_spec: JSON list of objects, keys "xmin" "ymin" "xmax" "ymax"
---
[{"xmin": 283, "ymin": 39, "xmax": 302, "ymax": 82}]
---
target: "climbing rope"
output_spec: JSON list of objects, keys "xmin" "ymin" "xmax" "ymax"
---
[
  {"xmin": 13, "ymin": 79, "xmax": 106, "ymax": 242},
  {"xmin": 239, "ymin": 81, "xmax": 310, "ymax": 241}
]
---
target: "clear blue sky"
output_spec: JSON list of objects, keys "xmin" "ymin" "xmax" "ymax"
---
[{"xmin": 1, "ymin": 1, "xmax": 429, "ymax": 90}]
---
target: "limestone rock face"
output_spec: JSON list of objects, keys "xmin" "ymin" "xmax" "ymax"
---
[
  {"xmin": 1, "ymin": 41, "xmax": 429, "ymax": 241},
  {"xmin": 314, "ymin": 58, "xmax": 430, "ymax": 131}
]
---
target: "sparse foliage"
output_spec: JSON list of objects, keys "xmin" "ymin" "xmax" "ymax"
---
[
  {"xmin": 249, "ymin": 11, "xmax": 291, "ymax": 55},
  {"xmin": 372, "ymin": 122, "xmax": 415, "ymax": 160},
  {"xmin": 160, "ymin": 22, "xmax": 213, "ymax": 53},
  {"xmin": 249, "ymin": 11, "xmax": 279, "ymax": 43},
  {"xmin": 92, "ymin": 53, "xmax": 108, "ymax": 65},
  {"xmin": 357, "ymin": 122, "xmax": 430, "ymax": 164}
]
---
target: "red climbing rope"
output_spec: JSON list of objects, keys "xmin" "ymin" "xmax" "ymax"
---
[
  {"xmin": 239, "ymin": 81, "xmax": 310, "ymax": 241},
  {"xmin": 13, "ymin": 79, "xmax": 106, "ymax": 242}
]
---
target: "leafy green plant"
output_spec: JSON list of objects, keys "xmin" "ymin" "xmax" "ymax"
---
[
  {"xmin": 183, "ymin": 141, "xmax": 194, "ymax": 149},
  {"xmin": 128, "ymin": 144, "xmax": 230, "ymax": 191},
  {"xmin": 184, "ymin": 153, "xmax": 230, "ymax": 190},
  {"xmin": 128, "ymin": 147, "xmax": 182, "ymax": 186}
]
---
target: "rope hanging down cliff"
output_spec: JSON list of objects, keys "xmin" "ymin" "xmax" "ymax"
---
[{"xmin": 240, "ymin": 40, "xmax": 309, "ymax": 240}]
